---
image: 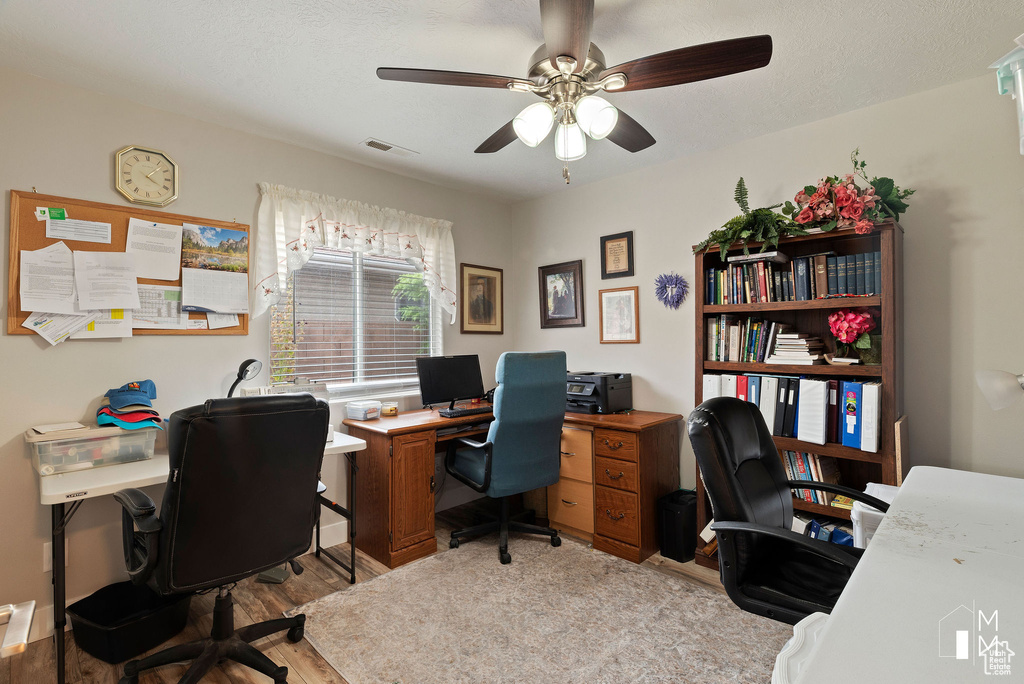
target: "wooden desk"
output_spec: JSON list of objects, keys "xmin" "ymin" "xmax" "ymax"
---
[{"xmin": 343, "ymin": 408, "xmax": 681, "ymax": 568}]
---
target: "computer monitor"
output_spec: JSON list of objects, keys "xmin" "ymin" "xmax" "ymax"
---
[{"xmin": 416, "ymin": 354, "xmax": 485, "ymax": 410}]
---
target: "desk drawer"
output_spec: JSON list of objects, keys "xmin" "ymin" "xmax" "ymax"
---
[
  {"xmin": 547, "ymin": 478, "xmax": 594, "ymax": 534},
  {"xmin": 594, "ymin": 429, "xmax": 637, "ymax": 463},
  {"xmin": 594, "ymin": 456, "xmax": 638, "ymax": 492},
  {"xmin": 594, "ymin": 485, "xmax": 639, "ymax": 546},
  {"xmin": 559, "ymin": 426, "xmax": 593, "ymax": 483}
]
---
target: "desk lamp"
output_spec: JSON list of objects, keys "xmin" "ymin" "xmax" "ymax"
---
[
  {"xmin": 228, "ymin": 359, "xmax": 262, "ymax": 397},
  {"xmin": 975, "ymin": 369, "xmax": 1024, "ymax": 410}
]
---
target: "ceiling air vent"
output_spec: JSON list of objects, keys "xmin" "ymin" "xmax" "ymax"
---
[{"xmin": 359, "ymin": 138, "xmax": 419, "ymax": 158}]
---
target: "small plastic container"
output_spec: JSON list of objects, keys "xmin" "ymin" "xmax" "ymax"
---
[
  {"xmin": 67, "ymin": 581, "xmax": 191, "ymax": 664},
  {"xmin": 851, "ymin": 482, "xmax": 900, "ymax": 548},
  {"xmin": 24, "ymin": 426, "xmax": 157, "ymax": 476},
  {"xmin": 381, "ymin": 401, "xmax": 399, "ymax": 416},
  {"xmin": 346, "ymin": 400, "xmax": 381, "ymax": 421}
]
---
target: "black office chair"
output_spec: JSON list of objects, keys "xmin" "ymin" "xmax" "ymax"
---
[
  {"xmin": 446, "ymin": 351, "xmax": 565, "ymax": 564},
  {"xmin": 687, "ymin": 397, "xmax": 890, "ymax": 625},
  {"xmin": 113, "ymin": 394, "xmax": 330, "ymax": 683}
]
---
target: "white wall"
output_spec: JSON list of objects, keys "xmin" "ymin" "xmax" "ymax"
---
[
  {"xmin": 510, "ymin": 74, "xmax": 1024, "ymax": 487},
  {"xmin": 0, "ymin": 66, "xmax": 515, "ymax": 630}
]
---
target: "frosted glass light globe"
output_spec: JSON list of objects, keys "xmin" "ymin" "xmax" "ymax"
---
[
  {"xmin": 513, "ymin": 102, "xmax": 556, "ymax": 147},
  {"xmin": 554, "ymin": 122, "xmax": 587, "ymax": 161},
  {"xmin": 574, "ymin": 96, "xmax": 618, "ymax": 140}
]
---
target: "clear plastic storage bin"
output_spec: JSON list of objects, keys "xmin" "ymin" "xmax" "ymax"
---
[
  {"xmin": 25, "ymin": 426, "xmax": 157, "ymax": 476},
  {"xmin": 851, "ymin": 482, "xmax": 900, "ymax": 548}
]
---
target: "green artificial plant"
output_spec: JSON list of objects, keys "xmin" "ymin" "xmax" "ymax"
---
[{"xmin": 693, "ymin": 178, "xmax": 806, "ymax": 259}]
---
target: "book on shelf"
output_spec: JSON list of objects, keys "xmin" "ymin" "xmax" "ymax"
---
[
  {"xmin": 726, "ymin": 250, "xmax": 790, "ymax": 264},
  {"xmin": 830, "ymin": 495, "xmax": 854, "ymax": 510},
  {"xmin": 766, "ymin": 356, "xmax": 825, "ymax": 365}
]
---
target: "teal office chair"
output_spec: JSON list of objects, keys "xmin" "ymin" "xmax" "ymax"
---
[{"xmin": 445, "ymin": 351, "xmax": 566, "ymax": 564}]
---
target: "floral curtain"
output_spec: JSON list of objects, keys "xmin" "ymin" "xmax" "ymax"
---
[{"xmin": 251, "ymin": 183, "xmax": 457, "ymax": 321}]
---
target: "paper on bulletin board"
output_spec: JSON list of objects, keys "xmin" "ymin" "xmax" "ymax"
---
[
  {"xmin": 19, "ymin": 242, "xmax": 83, "ymax": 315},
  {"xmin": 71, "ymin": 309, "xmax": 133, "ymax": 339},
  {"xmin": 35, "ymin": 207, "xmax": 67, "ymax": 221},
  {"xmin": 133, "ymin": 285, "xmax": 187, "ymax": 329},
  {"xmin": 73, "ymin": 251, "xmax": 141, "ymax": 310},
  {"xmin": 206, "ymin": 313, "xmax": 239, "ymax": 330},
  {"xmin": 21, "ymin": 311, "xmax": 96, "ymax": 346},
  {"xmin": 46, "ymin": 217, "xmax": 112, "ymax": 244},
  {"xmin": 180, "ymin": 223, "xmax": 249, "ymax": 314},
  {"xmin": 181, "ymin": 269, "xmax": 248, "ymax": 314},
  {"xmin": 126, "ymin": 218, "xmax": 183, "ymax": 280},
  {"xmin": 186, "ymin": 319, "xmax": 209, "ymax": 330}
]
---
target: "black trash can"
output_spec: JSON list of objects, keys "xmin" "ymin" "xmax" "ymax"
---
[
  {"xmin": 67, "ymin": 581, "xmax": 191, "ymax": 664},
  {"xmin": 657, "ymin": 489, "xmax": 697, "ymax": 562}
]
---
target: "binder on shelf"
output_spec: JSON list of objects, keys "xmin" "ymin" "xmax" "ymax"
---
[
  {"xmin": 759, "ymin": 376, "xmax": 779, "ymax": 431},
  {"xmin": 827, "ymin": 379, "xmax": 841, "ymax": 444},
  {"xmin": 782, "ymin": 377, "xmax": 799, "ymax": 438},
  {"xmin": 860, "ymin": 382, "xmax": 882, "ymax": 453},
  {"xmin": 736, "ymin": 375, "xmax": 749, "ymax": 402},
  {"xmin": 773, "ymin": 380, "xmax": 789, "ymax": 436},
  {"xmin": 721, "ymin": 374, "xmax": 738, "ymax": 399},
  {"xmin": 702, "ymin": 374, "xmax": 722, "ymax": 401},
  {"xmin": 841, "ymin": 381, "xmax": 864, "ymax": 448},
  {"xmin": 796, "ymin": 378, "xmax": 829, "ymax": 445},
  {"xmin": 748, "ymin": 376, "xmax": 761, "ymax": 406}
]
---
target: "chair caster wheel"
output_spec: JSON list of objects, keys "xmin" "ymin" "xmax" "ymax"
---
[
  {"xmin": 272, "ymin": 665, "xmax": 289, "ymax": 682},
  {"xmin": 500, "ymin": 551, "xmax": 511, "ymax": 564},
  {"xmin": 551, "ymin": 536, "xmax": 562, "ymax": 547},
  {"xmin": 449, "ymin": 538, "xmax": 459, "ymax": 549},
  {"xmin": 287, "ymin": 625, "xmax": 304, "ymax": 643}
]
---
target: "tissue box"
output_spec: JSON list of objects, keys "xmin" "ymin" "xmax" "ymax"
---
[{"xmin": 346, "ymin": 400, "xmax": 381, "ymax": 421}]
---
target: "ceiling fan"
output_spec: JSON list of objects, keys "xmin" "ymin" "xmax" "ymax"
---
[{"xmin": 377, "ymin": 0, "xmax": 772, "ymax": 183}]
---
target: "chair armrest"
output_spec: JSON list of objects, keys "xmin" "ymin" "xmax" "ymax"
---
[
  {"xmin": 114, "ymin": 488, "xmax": 162, "ymax": 584},
  {"xmin": 445, "ymin": 437, "xmax": 493, "ymax": 493},
  {"xmin": 711, "ymin": 520, "xmax": 860, "ymax": 570},
  {"xmin": 785, "ymin": 481, "xmax": 890, "ymax": 513}
]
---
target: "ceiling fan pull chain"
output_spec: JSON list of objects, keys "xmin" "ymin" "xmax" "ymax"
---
[{"xmin": 563, "ymin": 164, "xmax": 571, "ymax": 184}]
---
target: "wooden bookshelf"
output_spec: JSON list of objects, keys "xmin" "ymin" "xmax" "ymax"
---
[{"xmin": 692, "ymin": 222, "xmax": 905, "ymax": 570}]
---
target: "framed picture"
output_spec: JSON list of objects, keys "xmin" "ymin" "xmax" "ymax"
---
[
  {"xmin": 538, "ymin": 260, "xmax": 585, "ymax": 328},
  {"xmin": 599, "ymin": 286, "xmax": 639, "ymax": 343},
  {"xmin": 600, "ymin": 231, "xmax": 634, "ymax": 279},
  {"xmin": 460, "ymin": 263, "xmax": 503, "ymax": 334}
]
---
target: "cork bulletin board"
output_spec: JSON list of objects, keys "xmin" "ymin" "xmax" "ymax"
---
[{"xmin": 7, "ymin": 190, "xmax": 250, "ymax": 335}]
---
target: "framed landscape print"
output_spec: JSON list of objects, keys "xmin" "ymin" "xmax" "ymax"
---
[
  {"xmin": 600, "ymin": 231, "xmax": 634, "ymax": 279},
  {"xmin": 460, "ymin": 263, "xmax": 503, "ymax": 334},
  {"xmin": 599, "ymin": 286, "xmax": 639, "ymax": 343},
  {"xmin": 538, "ymin": 260, "xmax": 585, "ymax": 328}
]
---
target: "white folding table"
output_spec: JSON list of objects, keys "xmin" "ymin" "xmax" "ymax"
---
[{"xmin": 38, "ymin": 431, "xmax": 366, "ymax": 684}]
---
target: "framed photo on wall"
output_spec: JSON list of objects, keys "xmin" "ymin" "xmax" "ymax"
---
[
  {"xmin": 460, "ymin": 263, "xmax": 503, "ymax": 334},
  {"xmin": 599, "ymin": 286, "xmax": 639, "ymax": 343},
  {"xmin": 600, "ymin": 231, "xmax": 634, "ymax": 279},
  {"xmin": 538, "ymin": 260, "xmax": 585, "ymax": 328}
]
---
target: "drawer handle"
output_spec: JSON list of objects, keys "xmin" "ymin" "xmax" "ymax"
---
[
  {"xmin": 603, "ymin": 439, "xmax": 624, "ymax": 450},
  {"xmin": 605, "ymin": 469, "xmax": 624, "ymax": 480},
  {"xmin": 561, "ymin": 499, "xmax": 578, "ymax": 506},
  {"xmin": 605, "ymin": 509, "xmax": 626, "ymax": 521},
  {"xmin": 560, "ymin": 451, "xmax": 575, "ymax": 456}
]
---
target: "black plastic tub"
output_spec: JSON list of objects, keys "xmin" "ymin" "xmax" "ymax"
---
[
  {"xmin": 657, "ymin": 489, "xmax": 697, "ymax": 563},
  {"xmin": 67, "ymin": 581, "xmax": 191, "ymax": 663}
]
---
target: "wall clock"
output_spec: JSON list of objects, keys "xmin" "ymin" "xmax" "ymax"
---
[{"xmin": 115, "ymin": 145, "xmax": 178, "ymax": 206}]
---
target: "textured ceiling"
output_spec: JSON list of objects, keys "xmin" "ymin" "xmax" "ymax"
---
[{"xmin": 0, "ymin": 0, "xmax": 1019, "ymax": 201}]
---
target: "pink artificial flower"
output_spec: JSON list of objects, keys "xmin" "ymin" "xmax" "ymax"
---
[
  {"xmin": 854, "ymin": 219, "xmax": 874, "ymax": 234},
  {"xmin": 828, "ymin": 308, "xmax": 876, "ymax": 343},
  {"xmin": 795, "ymin": 190, "xmax": 811, "ymax": 204},
  {"xmin": 844, "ymin": 174, "xmax": 855, "ymax": 183},
  {"xmin": 841, "ymin": 199, "xmax": 865, "ymax": 220},
  {"xmin": 795, "ymin": 206, "xmax": 815, "ymax": 224},
  {"xmin": 834, "ymin": 184, "xmax": 854, "ymax": 208}
]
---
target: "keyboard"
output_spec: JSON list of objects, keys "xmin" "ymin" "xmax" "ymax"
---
[{"xmin": 438, "ymin": 406, "xmax": 492, "ymax": 418}]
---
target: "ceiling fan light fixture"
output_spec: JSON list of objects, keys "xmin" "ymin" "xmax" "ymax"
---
[
  {"xmin": 554, "ymin": 122, "xmax": 587, "ymax": 161},
  {"xmin": 513, "ymin": 102, "xmax": 556, "ymax": 147},
  {"xmin": 574, "ymin": 95, "xmax": 618, "ymax": 140},
  {"xmin": 600, "ymin": 73, "xmax": 627, "ymax": 91}
]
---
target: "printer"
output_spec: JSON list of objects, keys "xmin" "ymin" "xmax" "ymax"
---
[{"xmin": 566, "ymin": 372, "xmax": 633, "ymax": 414}]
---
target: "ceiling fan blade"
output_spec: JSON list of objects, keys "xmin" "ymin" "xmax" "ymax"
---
[
  {"xmin": 539, "ymin": 0, "xmax": 594, "ymax": 73},
  {"xmin": 475, "ymin": 121, "xmax": 518, "ymax": 153},
  {"xmin": 601, "ymin": 35, "xmax": 773, "ymax": 92},
  {"xmin": 377, "ymin": 67, "xmax": 529, "ymax": 90},
  {"xmin": 606, "ymin": 110, "xmax": 655, "ymax": 153}
]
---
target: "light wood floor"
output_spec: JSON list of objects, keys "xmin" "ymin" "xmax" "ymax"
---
[{"xmin": 3, "ymin": 506, "xmax": 722, "ymax": 683}]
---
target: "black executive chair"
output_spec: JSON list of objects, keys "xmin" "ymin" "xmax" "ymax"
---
[
  {"xmin": 687, "ymin": 397, "xmax": 890, "ymax": 625},
  {"xmin": 446, "ymin": 351, "xmax": 566, "ymax": 564},
  {"xmin": 113, "ymin": 394, "xmax": 330, "ymax": 684}
]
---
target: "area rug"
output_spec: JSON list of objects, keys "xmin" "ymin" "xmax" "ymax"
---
[{"xmin": 288, "ymin": 537, "xmax": 790, "ymax": 683}]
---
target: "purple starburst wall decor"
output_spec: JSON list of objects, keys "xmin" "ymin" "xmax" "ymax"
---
[{"xmin": 654, "ymin": 272, "xmax": 689, "ymax": 310}]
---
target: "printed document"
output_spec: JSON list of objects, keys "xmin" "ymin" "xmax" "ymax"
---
[
  {"xmin": 181, "ymin": 268, "xmax": 249, "ymax": 314},
  {"xmin": 206, "ymin": 313, "xmax": 239, "ymax": 330},
  {"xmin": 20, "ymin": 242, "xmax": 82, "ymax": 314},
  {"xmin": 71, "ymin": 309, "xmax": 133, "ymax": 339},
  {"xmin": 73, "ymin": 252, "xmax": 141, "ymax": 310},
  {"xmin": 126, "ymin": 218, "xmax": 183, "ymax": 280},
  {"xmin": 46, "ymin": 217, "xmax": 112, "ymax": 244},
  {"xmin": 22, "ymin": 311, "xmax": 96, "ymax": 346},
  {"xmin": 133, "ymin": 285, "xmax": 188, "ymax": 329}
]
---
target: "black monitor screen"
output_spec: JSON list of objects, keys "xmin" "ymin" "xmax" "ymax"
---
[{"xmin": 416, "ymin": 355, "xmax": 485, "ymax": 407}]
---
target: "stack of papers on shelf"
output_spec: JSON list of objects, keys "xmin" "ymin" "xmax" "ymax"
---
[{"xmin": 766, "ymin": 332, "xmax": 825, "ymax": 365}]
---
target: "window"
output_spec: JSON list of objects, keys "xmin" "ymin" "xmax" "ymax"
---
[{"xmin": 270, "ymin": 247, "xmax": 441, "ymax": 395}]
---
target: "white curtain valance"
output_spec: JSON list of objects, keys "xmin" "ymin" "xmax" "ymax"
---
[{"xmin": 251, "ymin": 183, "xmax": 457, "ymax": 321}]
